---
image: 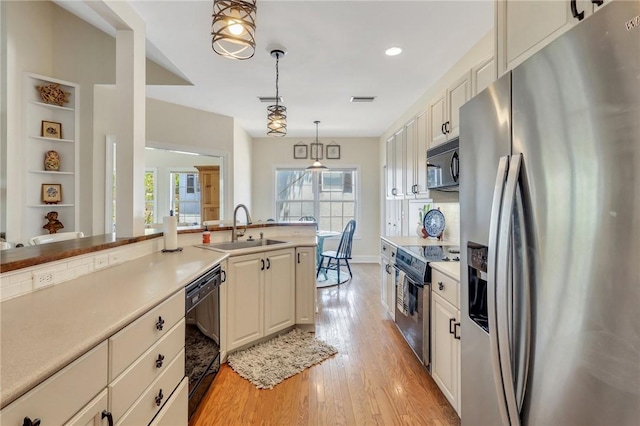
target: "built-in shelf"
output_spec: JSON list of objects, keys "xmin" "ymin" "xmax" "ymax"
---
[
  {"xmin": 29, "ymin": 170, "xmax": 74, "ymax": 175},
  {"xmin": 29, "ymin": 135, "xmax": 75, "ymax": 143},
  {"xmin": 29, "ymin": 100, "xmax": 75, "ymax": 111},
  {"xmin": 24, "ymin": 73, "xmax": 79, "ymax": 242}
]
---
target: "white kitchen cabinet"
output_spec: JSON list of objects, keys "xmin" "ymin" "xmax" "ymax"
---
[
  {"xmin": 23, "ymin": 73, "xmax": 79, "ymax": 242},
  {"xmin": 429, "ymin": 73, "xmax": 471, "ymax": 148},
  {"xmin": 64, "ymin": 389, "xmax": 110, "ymax": 426},
  {"xmin": 431, "ymin": 269, "xmax": 461, "ymax": 415},
  {"xmin": 0, "ymin": 342, "xmax": 108, "ymax": 426},
  {"xmin": 471, "ymin": 56, "xmax": 496, "ymax": 96},
  {"xmin": 496, "ymin": 0, "xmax": 611, "ymax": 75},
  {"xmin": 384, "ymin": 199, "xmax": 402, "ymax": 237},
  {"xmin": 226, "ymin": 248, "xmax": 295, "ymax": 351},
  {"xmin": 404, "ymin": 113, "xmax": 430, "ymax": 199},
  {"xmin": 381, "ymin": 240, "xmax": 397, "ymax": 320},
  {"xmin": 385, "ymin": 129, "xmax": 405, "ymax": 199},
  {"xmin": 295, "ymin": 247, "xmax": 316, "ymax": 326},
  {"xmin": 149, "ymin": 377, "xmax": 188, "ymax": 426}
]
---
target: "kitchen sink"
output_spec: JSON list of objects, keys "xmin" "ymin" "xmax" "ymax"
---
[{"xmin": 196, "ymin": 239, "xmax": 288, "ymax": 252}]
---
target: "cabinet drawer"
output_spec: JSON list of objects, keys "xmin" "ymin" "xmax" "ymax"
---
[
  {"xmin": 115, "ymin": 348, "xmax": 185, "ymax": 426},
  {"xmin": 109, "ymin": 291, "xmax": 184, "ymax": 380},
  {"xmin": 64, "ymin": 389, "xmax": 108, "ymax": 426},
  {"xmin": 431, "ymin": 269, "xmax": 459, "ymax": 309},
  {"xmin": 149, "ymin": 377, "xmax": 188, "ymax": 426},
  {"xmin": 0, "ymin": 342, "xmax": 108, "ymax": 426},
  {"xmin": 109, "ymin": 319, "xmax": 185, "ymax": 420}
]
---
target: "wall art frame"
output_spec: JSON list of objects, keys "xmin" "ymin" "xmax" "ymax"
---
[
  {"xmin": 293, "ymin": 143, "xmax": 308, "ymax": 159},
  {"xmin": 42, "ymin": 183, "xmax": 62, "ymax": 204},
  {"xmin": 41, "ymin": 120, "xmax": 62, "ymax": 139}
]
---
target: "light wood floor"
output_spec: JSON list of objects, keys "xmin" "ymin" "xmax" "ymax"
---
[{"xmin": 190, "ymin": 263, "xmax": 460, "ymax": 426}]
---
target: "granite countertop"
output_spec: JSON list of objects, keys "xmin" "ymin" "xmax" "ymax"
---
[{"xmin": 0, "ymin": 246, "xmax": 228, "ymax": 408}]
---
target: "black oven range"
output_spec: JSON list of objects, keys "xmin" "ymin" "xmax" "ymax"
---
[{"xmin": 393, "ymin": 245, "xmax": 459, "ymax": 370}]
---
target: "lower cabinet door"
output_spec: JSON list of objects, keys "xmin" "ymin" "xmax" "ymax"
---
[
  {"xmin": 295, "ymin": 247, "xmax": 316, "ymax": 325},
  {"xmin": 431, "ymin": 292, "xmax": 460, "ymax": 413},
  {"xmin": 226, "ymin": 253, "xmax": 264, "ymax": 351},
  {"xmin": 149, "ymin": 377, "xmax": 188, "ymax": 426},
  {"xmin": 64, "ymin": 389, "xmax": 110, "ymax": 426},
  {"xmin": 263, "ymin": 249, "xmax": 295, "ymax": 335}
]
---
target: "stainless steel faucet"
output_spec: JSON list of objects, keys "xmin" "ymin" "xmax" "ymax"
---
[{"xmin": 232, "ymin": 204, "xmax": 252, "ymax": 242}]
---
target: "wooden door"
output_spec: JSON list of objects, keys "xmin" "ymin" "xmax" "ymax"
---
[{"xmin": 194, "ymin": 165, "xmax": 220, "ymax": 222}]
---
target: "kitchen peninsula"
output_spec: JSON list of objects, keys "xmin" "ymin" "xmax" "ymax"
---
[{"xmin": 0, "ymin": 222, "xmax": 317, "ymax": 424}]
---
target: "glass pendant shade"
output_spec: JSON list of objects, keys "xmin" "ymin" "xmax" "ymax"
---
[
  {"xmin": 306, "ymin": 121, "xmax": 329, "ymax": 171},
  {"xmin": 211, "ymin": 0, "xmax": 257, "ymax": 60}
]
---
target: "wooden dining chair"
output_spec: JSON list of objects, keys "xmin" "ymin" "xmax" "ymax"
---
[{"xmin": 316, "ymin": 219, "xmax": 356, "ymax": 284}]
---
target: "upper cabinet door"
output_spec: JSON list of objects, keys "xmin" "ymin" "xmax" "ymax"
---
[
  {"xmin": 429, "ymin": 94, "xmax": 447, "ymax": 148},
  {"xmin": 385, "ymin": 136, "xmax": 395, "ymax": 199},
  {"xmin": 446, "ymin": 72, "xmax": 471, "ymax": 140},
  {"xmin": 393, "ymin": 128, "xmax": 405, "ymax": 197},
  {"xmin": 404, "ymin": 117, "xmax": 417, "ymax": 196},
  {"xmin": 472, "ymin": 56, "xmax": 496, "ymax": 96},
  {"xmin": 414, "ymin": 111, "xmax": 429, "ymax": 197}
]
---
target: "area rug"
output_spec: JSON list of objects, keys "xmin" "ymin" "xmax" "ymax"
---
[
  {"xmin": 227, "ymin": 328, "xmax": 338, "ymax": 389},
  {"xmin": 316, "ymin": 268, "xmax": 351, "ymax": 288}
]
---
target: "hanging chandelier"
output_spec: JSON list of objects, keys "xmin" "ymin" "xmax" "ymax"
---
[
  {"xmin": 211, "ymin": 0, "xmax": 257, "ymax": 60},
  {"xmin": 267, "ymin": 49, "xmax": 287, "ymax": 137},
  {"xmin": 306, "ymin": 121, "xmax": 329, "ymax": 171}
]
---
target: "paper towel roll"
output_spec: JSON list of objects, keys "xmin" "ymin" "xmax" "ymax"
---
[{"xmin": 163, "ymin": 216, "xmax": 178, "ymax": 250}]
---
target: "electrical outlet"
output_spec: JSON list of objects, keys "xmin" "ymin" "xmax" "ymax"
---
[
  {"xmin": 33, "ymin": 271, "xmax": 54, "ymax": 289},
  {"xmin": 95, "ymin": 255, "xmax": 108, "ymax": 270},
  {"xmin": 108, "ymin": 252, "xmax": 123, "ymax": 265}
]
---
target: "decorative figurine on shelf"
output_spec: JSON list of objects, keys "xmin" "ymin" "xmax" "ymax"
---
[
  {"xmin": 36, "ymin": 83, "xmax": 70, "ymax": 106},
  {"xmin": 44, "ymin": 150, "xmax": 60, "ymax": 171},
  {"xmin": 43, "ymin": 211, "xmax": 64, "ymax": 234}
]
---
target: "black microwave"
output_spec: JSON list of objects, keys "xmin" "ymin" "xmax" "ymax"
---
[{"xmin": 427, "ymin": 138, "xmax": 459, "ymax": 191}]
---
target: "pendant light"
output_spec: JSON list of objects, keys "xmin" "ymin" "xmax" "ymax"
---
[
  {"xmin": 306, "ymin": 121, "xmax": 329, "ymax": 171},
  {"xmin": 211, "ymin": 0, "xmax": 257, "ymax": 60},
  {"xmin": 267, "ymin": 49, "xmax": 287, "ymax": 137}
]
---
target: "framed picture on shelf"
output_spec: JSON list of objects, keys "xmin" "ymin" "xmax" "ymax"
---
[
  {"xmin": 310, "ymin": 143, "xmax": 323, "ymax": 160},
  {"xmin": 293, "ymin": 143, "xmax": 308, "ymax": 159},
  {"xmin": 41, "ymin": 121, "xmax": 62, "ymax": 139},
  {"xmin": 42, "ymin": 184, "xmax": 62, "ymax": 204},
  {"xmin": 326, "ymin": 143, "xmax": 341, "ymax": 159}
]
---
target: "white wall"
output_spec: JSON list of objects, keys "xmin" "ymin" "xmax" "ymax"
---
[
  {"xmin": 251, "ymin": 136, "xmax": 380, "ymax": 261},
  {"xmin": 233, "ymin": 122, "xmax": 252, "ymax": 211}
]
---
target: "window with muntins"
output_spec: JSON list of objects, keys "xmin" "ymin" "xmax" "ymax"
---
[{"xmin": 276, "ymin": 168, "xmax": 357, "ymax": 233}]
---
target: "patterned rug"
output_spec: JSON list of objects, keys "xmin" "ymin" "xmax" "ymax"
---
[
  {"xmin": 316, "ymin": 268, "xmax": 351, "ymax": 288},
  {"xmin": 227, "ymin": 328, "xmax": 337, "ymax": 389}
]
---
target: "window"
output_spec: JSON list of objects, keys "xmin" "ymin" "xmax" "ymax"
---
[
  {"xmin": 144, "ymin": 170, "xmax": 156, "ymax": 225},
  {"xmin": 170, "ymin": 172, "xmax": 201, "ymax": 225},
  {"xmin": 276, "ymin": 168, "xmax": 357, "ymax": 233}
]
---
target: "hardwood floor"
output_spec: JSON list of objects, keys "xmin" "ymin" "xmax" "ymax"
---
[{"xmin": 190, "ymin": 263, "xmax": 460, "ymax": 425}]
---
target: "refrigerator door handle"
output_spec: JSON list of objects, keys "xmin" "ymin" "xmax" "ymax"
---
[
  {"xmin": 487, "ymin": 155, "xmax": 510, "ymax": 426},
  {"xmin": 496, "ymin": 153, "xmax": 523, "ymax": 426}
]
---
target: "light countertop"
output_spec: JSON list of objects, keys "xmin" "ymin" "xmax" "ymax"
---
[
  {"xmin": 430, "ymin": 261, "xmax": 461, "ymax": 282},
  {"xmin": 0, "ymin": 246, "xmax": 228, "ymax": 408},
  {"xmin": 381, "ymin": 235, "xmax": 459, "ymax": 247}
]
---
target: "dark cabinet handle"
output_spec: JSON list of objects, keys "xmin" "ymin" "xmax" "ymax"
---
[
  {"xmin": 441, "ymin": 123, "xmax": 446, "ymax": 135},
  {"xmin": 101, "ymin": 410, "xmax": 114, "ymax": 426},
  {"xmin": 266, "ymin": 258, "xmax": 271, "ymax": 270},
  {"xmin": 156, "ymin": 316, "xmax": 165, "ymax": 331},
  {"xmin": 439, "ymin": 281, "xmax": 444, "ymax": 291},
  {"xmin": 454, "ymin": 322, "xmax": 461, "ymax": 340},
  {"xmin": 449, "ymin": 317, "xmax": 456, "ymax": 334},
  {"xmin": 23, "ymin": 417, "xmax": 41, "ymax": 426},
  {"xmin": 451, "ymin": 151, "xmax": 459, "ymax": 183},
  {"xmin": 261, "ymin": 259, "xmax": 265, "ymax": 270},
  {"xmin": 297, "ymin": 253, "xmax": 301, "ymax": 263},
  {"xmin": 592, "ymin": 0, "xmax": 603, "ymax": 6},
  {"xmin": 221, "ymin": 270, "xmax": 226, "ymax": 283},
  {"xmin": 571, "ymin": 0, "xmax": 584, "ymax": 20},
  {"xmin": 155, "ymin": 354, "xmax": 165, "ymax": 368},
  {"xmin": 445, "ymin": 121, "xmax": 451, "ymax": 134},
  {"xmin": 155, "ymin": 388, "xmax": 164, "ymax": 407}
]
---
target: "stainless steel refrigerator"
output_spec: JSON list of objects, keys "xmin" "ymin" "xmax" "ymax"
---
[{"xmin": 459, "ymin": 1, "xmax": 640, "ymax": 425}]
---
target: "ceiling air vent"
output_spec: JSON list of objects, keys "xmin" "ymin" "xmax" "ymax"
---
[
  {"xmin": 350, "ymin": 96, "xmax": 376, "ymax": 103},
  {"xmin": 258, "ymin": 96, "xmax": 283, "ymax": 103}
]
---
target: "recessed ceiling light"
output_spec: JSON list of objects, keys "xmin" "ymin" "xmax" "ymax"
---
[{"xmin": 385, "ymin": 47, "xmax": 402, "ymax": 56}]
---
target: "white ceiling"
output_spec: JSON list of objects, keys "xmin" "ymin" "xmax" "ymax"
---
[{"xmin": 57, "ymin": 1, "xmax": 493, "ymax": 138}]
